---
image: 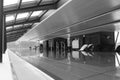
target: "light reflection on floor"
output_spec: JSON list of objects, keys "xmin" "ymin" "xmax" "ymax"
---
[
  {"xmin": 10, "ymin": 48, "xmax": 120, "ymax": 80},
  {"xmin": 71, "ymin": 51, "xmax": 115, "ymax": 67}
]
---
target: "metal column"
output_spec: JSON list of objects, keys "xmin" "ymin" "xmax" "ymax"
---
[
  {"xmin": 67, "ymin": 34, "xmax": 71, "ymax": 64},
  {"xmin": 0, "ymin": 0, "xmax": 3, "ymax": 62},
  {"xmin": 2, "ymin": 15, "xmax": 7, "ymax": 53}
]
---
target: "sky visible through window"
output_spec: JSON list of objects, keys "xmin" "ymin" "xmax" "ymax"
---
[
  {"xmin": 4, "ymin": 0, "xmax": 19, "ymax": 6},
  {"xmin": 22, "ymin": 0, "xmax": 35, "ymax": 3},
  {"xmin": 17, "ymin": 12, "xmax": 29, "ymax": 19},
  {"xmin": 31, "ymin": 11, "xmax": 43, "ymax": 17},
  {"xmin": 6, "ymin": 15, "xmax": 15, "ymax": 22}
]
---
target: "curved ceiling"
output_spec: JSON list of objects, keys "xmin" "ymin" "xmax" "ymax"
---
[{"xmin": 18, "ymin": 0, "xmax": 120, "ymax": 41}]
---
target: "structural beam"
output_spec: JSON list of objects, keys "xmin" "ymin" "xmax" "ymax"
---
[
  {"xmin": 6, "ymin": 18, "xmax": 40, "ymax": 27},
  {"xmin": 6, "ymin": 10, "xmax": 48, "ymax": 27},
  {"xmin": 7, "ymin": 29, "xmax": 27, "ymax": 35},
  {"xmin": 7, "ymin": 33, "xmax": 23, "ymax": 42},
  {"xmin": 4, "ymin": 3, "xmax": 57, "ymax": 15},
  {"xmin": 7, "ymin": 26, "xmax": 31, "ymax": 33},
  {"xmin": 3, "ymin": 14, "xmax": 7, "ymax": 53},
  {"xmin": 7, "ymin": 34, "xmax": 24, "ymax": 41},
  {"xmin": 13, "ymin": 0, "xmax": 22, "ymax": 27},
  {"xmin": 38, "ymin": 0, "xmax": 43, "ymax": 5},
  {"xmin": 7, "ymin": 38, "xmax": 19, "ymax": 42},
  {"xmin": 7, "ymin": 30, "xmax": 25, "ymax": 35},
  {"xmin": 7, "ymin": 34, "xmax": 22, "ymax": 37},
  {"xmin": 7, "ymin": 35, "xmax": 23, "ymax": 39}
]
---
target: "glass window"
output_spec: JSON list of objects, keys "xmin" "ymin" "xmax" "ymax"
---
[
  {"xmin": 6, "ymin": 15, "xmax": 15, "ymax": 22},
  {"xmin": 6, "ymin": 26, "xmax": 13, "ymax": 30},
  {"xmin": 4, "ymin": 0, "xmax": 19, "ymax": 6},
  {"xmin": 14, "ymin": 25, "xmax": 23, "ymax": 28},
  {"xmin": 22, "ymin": 0, "xmax": 36, "ymax": 3},
  {"xmin": 40, "ymin": 0, "xmax": 54, "ymax": 5},
  {"xmin": 17, "ymin": 12, "xmax": 29, "ymax": 20},
  {"xmin": 24, "ymin": 23, "xmax": 32, "ymax": 26},
  {"xmin": 31, "ymin": 11, "xmax": 43, "ymax": 17},
  {"xmin": 42, "ymin": 0, "xmax": 53, "ymax": 2}
]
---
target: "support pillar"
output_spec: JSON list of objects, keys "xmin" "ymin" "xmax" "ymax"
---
[
  {"xmin": 0, "ymin": 0, "xmax": 3, "ymax": 62},
  {"xmin": 3, "ymin": 15, "xmax": 7, "ymax": 53},
  {"xmin": 67, "ymin": 34, "xmax": 71, "ymax": 64}
]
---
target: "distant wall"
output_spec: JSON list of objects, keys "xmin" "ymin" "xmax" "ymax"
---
[{"xmin": 7, "ymin": 41, "xmax": 39, "ymax": 56}]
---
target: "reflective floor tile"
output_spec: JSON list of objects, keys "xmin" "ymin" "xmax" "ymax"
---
[
  {"xmin": 84, "ymin": 74, "xmax": 120, "ymax": 80},
  {"xmin": 104, "ymin": 68, "xmax": 120, "ymax": 78}
]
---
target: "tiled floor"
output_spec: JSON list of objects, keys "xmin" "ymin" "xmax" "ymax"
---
[{"xmin": 11, "ymin": 48, "xmax": 120, "ymax": 80}]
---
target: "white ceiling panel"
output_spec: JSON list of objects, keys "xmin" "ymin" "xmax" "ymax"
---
[{"xmin": 18, "ymin": 0, "xmax": 120, "ymax": 41}]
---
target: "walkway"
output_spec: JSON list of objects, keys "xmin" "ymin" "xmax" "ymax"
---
[{"xmin": 15, "ymin": 49, "xmax": 120, "ymax": 80}]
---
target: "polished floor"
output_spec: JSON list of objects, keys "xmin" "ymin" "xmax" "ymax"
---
[{"xmin": 10, "ymin": 48, "xmax": 120, "ymax": 80}]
